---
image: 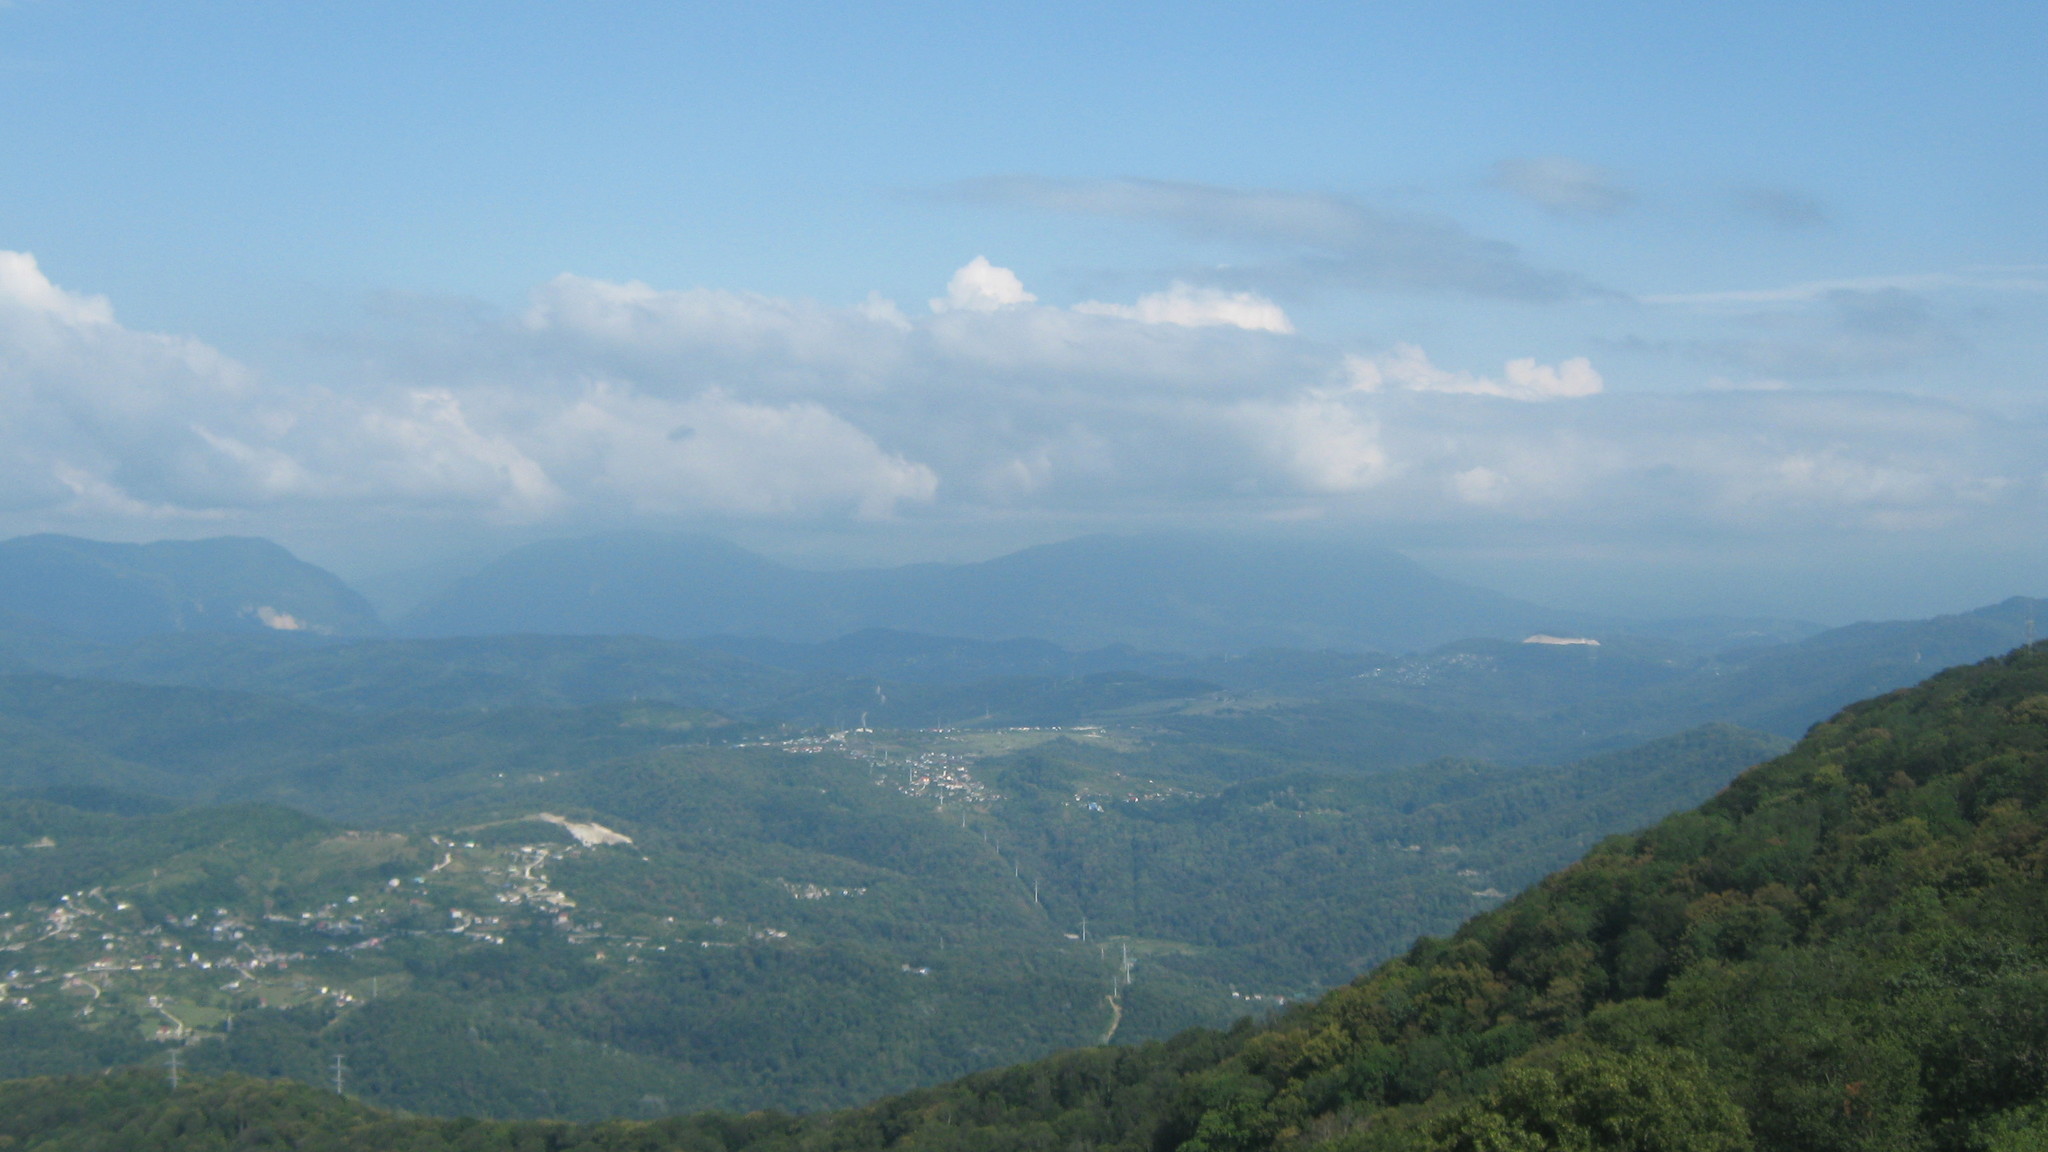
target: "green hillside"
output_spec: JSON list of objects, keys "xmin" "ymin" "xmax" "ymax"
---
[
  {"xmin": 0, "ymin": 715, "xmax": 1776, "ymax": 1118},
  {"xmin": 5, "ymin": 642, "xmax": 2046, "ymax": 1150}
]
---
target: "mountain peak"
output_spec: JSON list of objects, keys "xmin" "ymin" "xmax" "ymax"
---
[
  {"xmin": 405, "ymin": 532, "xmax": 1585, "ymax": 653},
  {"xmin": 0, "ymin": 534, "xmax": 379, "ymax": 640}
]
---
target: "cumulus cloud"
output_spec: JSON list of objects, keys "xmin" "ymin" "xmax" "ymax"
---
[
  {"xmin": 1074, "ymin": 282, "xmax": 1294, "ymax": 333},
  {"xmin": 930, "ymin": 256, "xmax": 1037, "ymax": 313},
  {"xmin": 0, "ymin": 250, "xmax": 117, "ymax": 326},
  {"xmin": 0, "ymin": 251, "xmax": 941, "ymax": 527},
  {"xmin": 1240, "ymin": 397, "xmax": 1388, "ymax": 493},
  {"xmin": 1491, "ymin": 157, "xmax": 1633, "ymax": 218},
  {"xmin": 0, "ymin": 250, "xmax": 262, "ymax": 514},
  {"xmin": 541, "ymin": 386, "xmax": 937, "ymax": 519},
  {"xmin": 1345, "ymin": 344, "xmax": 1603, "ymax": 401},
  {"xmin": 350, "ymin": 389, "xmax": 564, "ymax": 517},
  {"xmin": 952, "ymin": 175, "xmax": 1594, "ymax": 301},
  {"xmin": 520, "ymin": 273, "xmax": 909, "ymax": 391},
  {"xmin": 1, "ymin": 250, "xmax": 2038, "ymax": 552}
]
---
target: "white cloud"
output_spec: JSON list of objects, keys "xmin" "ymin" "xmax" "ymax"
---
[
  {"xmin": 0, "ymin": 250, "xmax": 115, "ymax": 326},
  {"xmin": 0, "ymin": 251, "xmax": 945, "ymax": 528},
  {"xmin": 1451, "ymin": 466, "xmax": 1509, "ymax": 505},
  {"xmin": 930, "ymin": 256, "xmax": 1036, "ymax": 313},
  {"xmin": 521, "ymin": 273, "xmax": 908, "ymax": 389},
  {"xmin": 1346, "ymin": 344, "xmax": 1602, "ymax": 401},
  {"xmin": 1500, "ymin": 357, "xmax": 1603, "ymax": 400},
  {"xmin": 0, "ymin": 250, "xmax": 265, "ymax": 515},
  {"xmin": 1074, "ymin": 282, "xmax": 1294, "ymax": 333},
  {"xmin": 48, "ymin": 462, "xmax": 230, "ymax": 521},
  {"xmin": 540, "ymin": 385, "xmax": 937, "ymax": 520},
  {"xmin": 1, "ymin": 251, "xmax": 2040, "ymax": 554},
  {"xmin": 352, "ymin": 390, "xmax": 565, "ymax": 518},
  {"xmin": 1241, "ymin": 397, "xmax": 1388, "ymax": 493}
]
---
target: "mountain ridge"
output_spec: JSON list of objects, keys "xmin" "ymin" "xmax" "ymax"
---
[
  {"xmin": 400, "ymin": 532, "xmax": 1594, "ymax": 653},
  {"xmin": 0, "ymin": 534, "xmax": 380, "ymax": 640}
]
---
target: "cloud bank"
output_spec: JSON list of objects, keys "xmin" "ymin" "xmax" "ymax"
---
[{"xmin": 0, "ymin": 251, "xmax": 2039, "ymax": 555}]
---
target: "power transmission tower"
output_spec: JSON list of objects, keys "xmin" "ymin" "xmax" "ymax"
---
[
  {"xmin": 331, "ymin": 1054, "xmax": 346, "ymax": 1096},
  {"xmin": 166, "ymin": 1048, "xmax": 180, "ymax": 1090}
]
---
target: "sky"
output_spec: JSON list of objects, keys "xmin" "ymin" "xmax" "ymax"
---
[{"xmin": 1, "ymin": 0, "xmax": 2045, "ymax": 621}]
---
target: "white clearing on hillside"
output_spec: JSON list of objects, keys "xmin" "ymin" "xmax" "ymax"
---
[
  {"xmin": 533, "ymin": 814, "xmax": 634, "ymax": 847},
  {"xmin": 254, "ymin": 606, "xmax": 309, "ymax": 631}
]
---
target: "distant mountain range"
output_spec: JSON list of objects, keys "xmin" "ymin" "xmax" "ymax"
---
[
  {"xmin": 0, "ymin": 534, "xmax": 379, "ymax": 640},
  {"xmin": 0, "ymin": 531, "xmax": 2029, "ymax": 705},
  {"xmin": 400, "ymin": 531, "xmax": 1591, "ymax": 652}
]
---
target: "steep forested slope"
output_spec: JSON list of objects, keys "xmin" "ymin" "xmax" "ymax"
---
[{"xmin": 8, "ymin": 642, "xmax": 2048, "ymax": 1150}]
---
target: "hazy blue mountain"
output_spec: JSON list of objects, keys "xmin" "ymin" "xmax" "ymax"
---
[
  {"xmin": 1152, "ymin": 597, "xmax": 2048, "ymax": 770},
  {"xmin": 1635, "ymin": 593, "xmax": 2048, "ymax": 735},
  {"xmin": 18, "ymin": 631, "xmax": 807, "ymax": 714},
  {"xmin": 0, "ymin": 593, "xmax": 2032, "ymax": 775},
  {"xmin": 0, "ymin": 534, "xmax": 379, "ymax": 639},
  {"xmin": 403, "ymin": 532, "xmax": 1587, "ymax": 653},
  {"xmin": 697, "ymin": 629, "xmax": 1175, "ymax": 683}
]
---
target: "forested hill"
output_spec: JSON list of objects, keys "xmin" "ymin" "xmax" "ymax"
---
[{"xmin": 12, "ymin": 642, "xmax": 2048, "ymax": 1152}]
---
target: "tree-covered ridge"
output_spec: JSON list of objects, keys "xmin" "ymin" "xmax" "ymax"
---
[
  {"xmin": 1185, "ymin": 639, "xmax": 2048, "ymax": 1152},
  {"xmin": 8, "ymin": 643, "xmax": 2046, "ymax": 1150}
]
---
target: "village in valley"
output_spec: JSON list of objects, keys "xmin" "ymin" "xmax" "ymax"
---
[
  {"xmin": 1, "ymin": 720, "xmax": 1360, "ymax": 1060},
  {"xmin": 0, "ymin": 812, "xmax": 757, "ymax": 1047}
]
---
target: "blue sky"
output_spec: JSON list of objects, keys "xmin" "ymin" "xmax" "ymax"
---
[{"xmin": 1, "ymin": 1, "xmax": 2044, "ymax": 620}]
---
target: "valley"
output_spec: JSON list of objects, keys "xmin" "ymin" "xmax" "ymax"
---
[
  {"xmin": 10, "ymin": 632, "xmax": 2048, "ymax": 1152},
  {"xmin": 0, "ymin": 702, "xmax": 1776, "ymax": 1116},
  {"xmin": 0, "ymin": 532, "xmax": 2039, "ymax": 1128}
]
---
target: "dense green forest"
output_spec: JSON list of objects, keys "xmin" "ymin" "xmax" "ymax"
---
[
  {"xmin": 5, "ymin": 642, "xmax": 2048, "ymax": 1149},
  {"xmin": 0, "ymin": 716, "xmax": 1775, "ymax": 1117},
  {"xmin": 0, "ymin": 586, "xmax": 2036, "ymax": 1126}
]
